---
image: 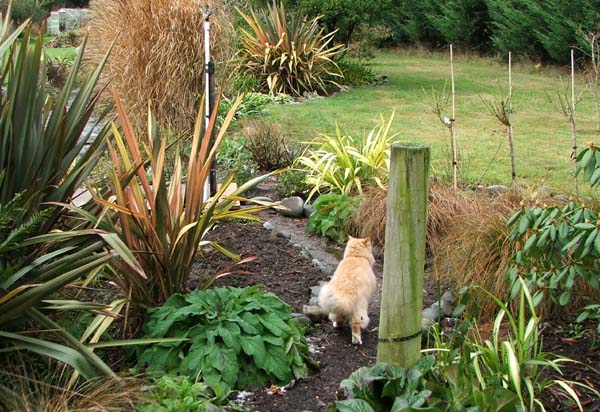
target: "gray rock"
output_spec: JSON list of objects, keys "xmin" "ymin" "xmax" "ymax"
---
[
  {"xmin": 487, "ymin": 184, "xmax": 509, "ymax": 194},
  {"xmin": 275, "ymin": 228, "xmax": 291, "ymax": 240},
  {"xmin": 308, "ymin": 296, "xmax": 319, "ymax": 306},
  {"xmin": 300, "ymin": 248, "xmax": 312, "ymax": 260},
  {"xmin": 303, "ymin": 204, "xmax": 316, "ymax": 218},
  {"xmin": 422, "ymin": 306, "xmax": 440, "ymax": 321},
  {"xmin": 263, "ymin": 221, "xmax": 274, "ymax": 231},
  {"xmin": 440, "ymin": 290, "xmax": 455, "ymax": 317},
  {"xmin": 291, "ymin": 313, "xmax": 312, "ymax": 326},
  {"xmin": 279, "ymin": 196, "xmax": 305, "ymax": 217}
]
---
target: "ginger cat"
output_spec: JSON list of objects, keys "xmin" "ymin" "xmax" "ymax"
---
[{"xmin": 318, "ymin": 236, "xmax": 376, "ymax": 345}]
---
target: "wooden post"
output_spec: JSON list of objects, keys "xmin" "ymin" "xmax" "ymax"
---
[{"xmin": 377, "ymin": 143, "xmax": 430, "ymax": 367}]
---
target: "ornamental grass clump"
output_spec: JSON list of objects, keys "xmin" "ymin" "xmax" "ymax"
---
[
  {"xmin": 236, "ymin": 2, "xmax": 343, "ymax": 97},
  {"xmin": 297, "ymin": 113, "xmax": 398, "ymax": 200},
  {"xmin": 87, "ymin": 0, "xmax": 235, "ymax": 131}
]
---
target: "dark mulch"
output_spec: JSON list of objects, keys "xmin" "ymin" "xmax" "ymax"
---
[{"xmin": 189, "ymin": 211, "xmax": 600, "ymax": 412}]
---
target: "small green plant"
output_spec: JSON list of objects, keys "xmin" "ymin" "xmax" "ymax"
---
[
  {"xmin": 332, "ymin": 357, "xmax": 438, "ymax": 412},
  {"xmin": 297, "ymin": 113, "xmax": 398, "ymax": 199},
  {"xmin": 217, "ymin": 135, "xmax": 260, "ymax": 185},
  {"xmin": 138, "ymin": 375, "xmax": 243, "ymax": 412},
  {"xmin": 306, "ymin": 193, "xmax": 357, "ymax": 243},
  {"xmin": 137, "ymin": 286, "xmax": 312, "ymax": 391},
  {"xmin": 276, "ymin": 169, "xmax": 310, "ymax": 198},
  {"xmin": 218, "ymin": 92, "xmax": 276, "ymax": 124},
  {"xmin": 334, "ymin": 57, "xmax": 378, "ymax": 86}
]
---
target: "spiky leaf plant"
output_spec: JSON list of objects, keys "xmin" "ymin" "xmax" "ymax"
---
[
  {"xmin": 90, "ymin": 93, "xmax": 275, "ymax": 307},
  {"xmin": 0, "ymin": 4, "xmax": 144, "ymax": 380},
  {"xmin": 236, "ymin": 2, "xmax": 343, "ymax": 97}
]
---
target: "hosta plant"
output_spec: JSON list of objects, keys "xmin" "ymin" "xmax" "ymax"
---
[
  {"xmin": 136, "ymin": 286, "xmax": 312, "ymax": 391},
  {"xmin": 91, "ymin": 93, "xmax": 274, "ymax": 307},
  {"xmin": 297, "ymin": 113, "xmax": 398, "ymax": 200},
  {"xmin": 236, "ymin": 2, "xmax": 343, "ymax": 97}
]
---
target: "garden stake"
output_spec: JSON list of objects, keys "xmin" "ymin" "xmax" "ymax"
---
[
  {"xmin": 571, "ymin": 49, "xmax": 579, "ymax": 195},
  {"xmin": 450, "ymin": 44, "xmax": 458, "ymax": 190},
  {"xmin": 377, "ymin": 143, "xmax": 430, "ymax": 367},
  {"xmin": 203, "ymin": 4, "xmax": 217, "ymax": 197}
]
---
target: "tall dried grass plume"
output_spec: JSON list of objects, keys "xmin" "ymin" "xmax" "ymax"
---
[{"xmin": 86, "ymin": 0, "xmax": 235, "ymax": 132}]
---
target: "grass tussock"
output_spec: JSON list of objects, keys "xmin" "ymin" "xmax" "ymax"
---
[
  {"xmin": 87, "ymin": 0, "xmax": 235, "ymax": 131},
  {"xmin": 0, "ymin": 371, "xmax": 142, "ymax": 412},
  {"xmin": 355, "ymin": 183, "xmax": 600, "ymax": 322}
]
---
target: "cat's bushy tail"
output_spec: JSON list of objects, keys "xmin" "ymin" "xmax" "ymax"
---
[{"xmin": 318, "ymin": 283, "xmax": 353, "ymax": 316}]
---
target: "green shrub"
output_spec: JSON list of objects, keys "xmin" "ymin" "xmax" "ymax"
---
[
  {"xmin": 241, "ymin": 119, "xmax": 298, "ymax": 170},
  {"xmin": 217, "ymin": 136, "xmax": 260, "ymax": 186},
  {"xmin": 297, "ymin": 113, "xmax": 398, "ymax": 199},
  {"xmin": 0, "ymin": 0, "xmax": 47, "ymax": 24},
  {"xmin": 276, "ymin": 169, "xmax": 310, "ymax": 198},
  {"xmin": 427, "ymin": 0, "xmax": 491, "ymax": 52},
  {"xmin": 218, "ymin": 92, "xmax": 276, "ymax": 124},
  {"xmin": 292, "ymin": 0, "xmax": 392, "ymax": 45},
  {"xmin": 137, "ymin": 286, "xmax": 311, "ymax": 391},
  {"xmin": 236, "ymin": 2, "xmax": 343, "ymax": 97},
  {"xmin": 306, "ymin": 193, "xmax": 357, "ymax": 243},
  {"xmin": 335, "ymin": 57, "xmax": 378, "ymax": 87},
  {"xmin": 138, "ymin": 375, "xmax": 241, "ymax": 412},
  {"xmin": 507, "ymin": 142, "xmax": 600, "ymax": 310}
]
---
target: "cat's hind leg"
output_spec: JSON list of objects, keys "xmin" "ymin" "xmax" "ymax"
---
[{"xmin": 350, "ymin": 305, "xmax": 369, "ymax": 345}]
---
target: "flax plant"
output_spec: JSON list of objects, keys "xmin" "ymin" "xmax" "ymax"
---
[
  {"xmin": 0, "ymin": 4, "xmax": 144, "ymax": 380},
  {"xmin": 236, "ymin": 2, "xmax": 343, "ymax": 97},
  {"xmin": 92, "ymin": 93, "xmax": 274, "ymax": 307}
]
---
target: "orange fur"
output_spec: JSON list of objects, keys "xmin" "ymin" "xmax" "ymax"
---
[{"xmin": 318, "ymin": 236, "xmax": 376, "ymax": 345}]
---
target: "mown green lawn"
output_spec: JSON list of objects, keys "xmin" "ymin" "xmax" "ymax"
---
[{"xmin": 263, "ymin": 49, "xmax": 600, "ymax": 195}]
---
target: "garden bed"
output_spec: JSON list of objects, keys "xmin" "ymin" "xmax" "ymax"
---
[{"xmin": 189, "ymin": 206, "xmax": 600, "ymax": 411}]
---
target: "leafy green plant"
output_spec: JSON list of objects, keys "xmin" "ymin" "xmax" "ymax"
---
[
  {"xmin": 507, "ymin": 142, "xmax": 600, "ymax": 308},
  {"xmin": 276, "ymin": 169, "xmax": 310, "ymax": 198},
  {"xmin": 217, "ymin": 135, "xmax": 260, "ymax": 186},
  {"xmin": 334, "ymin": 57, "xmax": 378, "ymax": 87},
  {"xmin": 332, "ymin": 357, "xmax": 438, "ymax": 412},
  {"xmin": 136, "ymin": 286, "xmax": 312, "ymax": 391},
  {"xmin": 236, "ymin": 2, "xmax": 343, "ymax": 97},
  {"xmin": 297, "ymin": 113, "xmax": 398, "ymax": 199},
  {"xmin": 90, "ymin": 94, "xmax": 273, "ymax": 307},
  {"xmin": 138, "ymin": 375, "xmax": 243, "ymax": 412},
  {"xmin": 306, "ymin": 194, "xmax": 357, "ymax": 243},
  {"xmin": 218, "ymin": 92, "xmax": 275, "ymax": 124}
]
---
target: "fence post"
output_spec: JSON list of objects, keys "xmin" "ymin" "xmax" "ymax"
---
[{"xmin": 377, "ymin": 143, "xmax": 430, "ymax": 366}]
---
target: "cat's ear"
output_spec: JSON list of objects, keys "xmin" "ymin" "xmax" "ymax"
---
[
  {"xmin": 348, "ymin": 235, "xmax": 355, "ymax": 241},
  {"xmin": 363, "ymin": 237, "xmax": 372, "ymax": 246}
]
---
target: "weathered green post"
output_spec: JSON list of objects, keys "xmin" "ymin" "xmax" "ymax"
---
[{"xmin": 377, "ymin": 143, "xmax": 430, "ymax": 366}]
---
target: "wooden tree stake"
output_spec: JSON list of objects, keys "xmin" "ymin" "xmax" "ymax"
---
[
  {"xmin": 377, "ymin": 143, "xmax": 430, "ymax": 367},
  {"xmin": 450, "ymin": 44, "xmax": 458, "ymax": 190}
]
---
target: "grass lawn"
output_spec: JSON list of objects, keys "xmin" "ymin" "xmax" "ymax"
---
[
  {"xmin": 263, "ymin": 49, "xmax": 600, "ymax": 195},
  {"xmin": 44, "ymin": 46, "xmax": 77, "ymax": 60}
]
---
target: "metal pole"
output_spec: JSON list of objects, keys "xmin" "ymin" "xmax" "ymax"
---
[{"xmin": 203, "ymin": 5, "xmax": 217, "ymax": 197}]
